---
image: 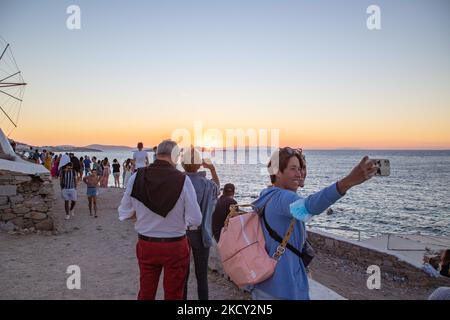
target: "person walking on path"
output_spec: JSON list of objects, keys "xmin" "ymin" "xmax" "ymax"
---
[
  {"xmin": 112, "ymin": 159, "xmax": 121, "ymax": 188},
  {"xmin": 59, "ymin": 158, "xmax": 77, "ymax": 220},
  {"xmin": 123, "ymin": 158, "xmax": 133, "ymax": 188},
  {"xmin": 118, "ymin": 139, "xmax": 202, "ymax": 300},
  {"xmin": 50, "ymin": 154, "xmax": 60, "ymax": 178},
  {"xmin": 83, "ymin": 156, "xmax": 92, "ymax": 177},
  {"xmin": 100, "ymin": 158, "xmax": 110, "ymax": 188},
  {"xmin": 133, "ymin": 142, "xmax": 149, "ymax": 171},
  {"xmin": 83, "ymin": 169, "xmax": 101, "ymax": 217}
]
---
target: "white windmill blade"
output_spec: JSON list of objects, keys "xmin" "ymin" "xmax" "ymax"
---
[{"xmin": 0, "ymin": 36, "xmax": 27, "ymax": 136}]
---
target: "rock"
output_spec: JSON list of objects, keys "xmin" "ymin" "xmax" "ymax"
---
[
  {"xmin": 35, "ymin": 218, "xmax": 54, "ymax": 231},
  {"xmin": 0, "ymin": 196, "xmax": 8, "ymax": 205},
  {"xmin": 22, "ymin": 219, "xmax": 34, "ymax": 229},
  {"xmin": 325, "ymin": 238, "xmax": 334, "ymax": 248},
  {"xmin": 13, "ymin": 175, "xmax": 32, "ymax": 183},
  {"xmin": 8, "ymin": 194, "xmax": 24, "ymax": 204},
  {"xmin": 25, "ymin": 212, "xmax": 47, "ymax": 221},
  {"xmin": 33, "ymin": 205, "xmax": 49, "ymax": 213},
  {"xmin": 0, "ymin": 221, "xmax": 15, "ymax": 232},
  {"xmin": 0, "ymin": 204, "xmax": 11, "ymax": 210},
  {"xmin": 38, "ymin": 187, "xmax": 52, "ymax": 195},
  {"xmin": 1, "ymin": 213, "xmax": 16, "ymax": 221},
  {"xmin": 23, "ymin": 198, "xmax": 41, "ymax": 208},
  {"xmin": 11, "ymin": 217, "xmax": 24, "ymax": 229},
  {"xmin": 0, "ymin": 185, "xmax": 17, "ymax": 196},
  {"xmin": 13, "ymin": 207, "xmax": 30, "ymax": 215}
]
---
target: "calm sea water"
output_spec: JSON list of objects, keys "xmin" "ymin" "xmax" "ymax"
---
[{"xmin": 72, "ymin": 149, "xmax": 450, "ymax": 239}]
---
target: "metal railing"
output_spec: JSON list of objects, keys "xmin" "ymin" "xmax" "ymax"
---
[
  {"xmin": 386, "ymin": 233, "xmax": 450, "ymax": 251},
  {"xmin": 306, "ymin": 224, "xmax": 362, "ymax": 241}
]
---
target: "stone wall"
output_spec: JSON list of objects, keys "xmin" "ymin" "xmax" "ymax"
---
[
  {"xmin": 0, "ymin": 169, "xmax": 55, "ymax": 232},
  {"xmin": 307, "ymin": 230, "xmax": 450, "ymax": 288},
  {"xmin": 208, "ymin": 230, "xmax": 450, "ymax": 289}
]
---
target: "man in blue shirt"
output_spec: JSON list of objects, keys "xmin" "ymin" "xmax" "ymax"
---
[
  {"xmin": 181, "ymin": 147, "xmax": 220, "ymax": 300},
  {"xmin": 252, "ymin": 147, "xmax": 378, "ymax": 300},
  {"xmin": 83, "ymin": 156, "xmax": 92, "ymax": 176}
]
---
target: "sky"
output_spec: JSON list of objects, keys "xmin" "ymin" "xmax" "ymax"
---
[{"xmin": 0, "ymin": 0, "xmax": 449, "ymax": 149}]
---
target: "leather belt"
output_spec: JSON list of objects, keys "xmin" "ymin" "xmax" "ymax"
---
[{"xmin": 138, "ymin": 234, "xmax": 186, "ymax": 242}]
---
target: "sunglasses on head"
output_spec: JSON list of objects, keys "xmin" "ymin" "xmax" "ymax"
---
[
  {"xmin": 280, "ymin": 147, "xmax": 302, "ymax": 155},
  {"xmin": 279, "ymin": 147, "xmax": 306, "ymax": 166}
]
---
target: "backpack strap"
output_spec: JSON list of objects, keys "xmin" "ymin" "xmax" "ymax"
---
[{"xmin": 260, "ymin": 195, "xmax": 304, "ymax": 260}]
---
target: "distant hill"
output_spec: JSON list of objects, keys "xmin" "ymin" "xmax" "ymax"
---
[
  {"xmin": 13, "ymin": 142, "xmax": 101, "ymax": 153},
  {"xmin": 84, "ymin": 144, "xmax": 134, "ymax": 151}
]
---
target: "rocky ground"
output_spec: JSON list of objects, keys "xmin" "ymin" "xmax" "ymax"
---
[{"xmin": 309, "ymin": 251, "xmax": 436, "ymax": 300}]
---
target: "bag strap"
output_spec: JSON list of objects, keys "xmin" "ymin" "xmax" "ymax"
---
[
  {"xmin": 258, "ymin": 194, "xmax": 299, "ymax": 261},
  {"xmin": 262, "ymin": 213, "xmax": 303, "ymax": 259},
  {"xmin": 260, "ymin": 196, "xmax": 305, "ymax": 260}
]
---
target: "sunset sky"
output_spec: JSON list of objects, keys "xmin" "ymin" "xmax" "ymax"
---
[{"xmin": 1, "ymin": 0, "xmax": 449, "ymax": 149}]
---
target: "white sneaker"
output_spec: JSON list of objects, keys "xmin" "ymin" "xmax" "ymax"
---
[
  {"xmin": 70, "ymin": 209, "xmax": 75, "ymax": 217},
  {"xmin": 65, "ymin": 214, "xmax": 70, "ymax": 220}
]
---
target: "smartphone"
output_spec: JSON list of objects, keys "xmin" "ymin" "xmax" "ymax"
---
[{"xmin": 372, "ymin": 159, "xmax": 390, "ymax": 176}]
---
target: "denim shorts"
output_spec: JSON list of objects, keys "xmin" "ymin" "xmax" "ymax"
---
[
  {"xmin": 86, "ymin": 187, "xmax": 97, "ymax": 197},
  {"xmin": 61, "ymin": 189, "xmax": 77, "ymax": 201}
]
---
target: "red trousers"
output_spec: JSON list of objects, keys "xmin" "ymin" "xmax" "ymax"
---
[{"xmin": 136, "ymin": 237, "xmax": 190, "ymax": 300}]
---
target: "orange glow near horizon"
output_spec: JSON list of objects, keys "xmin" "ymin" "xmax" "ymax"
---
[{"xmin": 8, "ymin": 116, "xmax": 450, "ymax": 150}]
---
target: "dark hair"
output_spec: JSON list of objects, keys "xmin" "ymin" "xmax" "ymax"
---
[
  {"xmin": 113, "ymin": 159, "xmax": 118, "ymax": 163},
  {"xmin": 442, "ymin": 249, "xmax": 450, "ymax": 265},
  {"xmin": 223, "ymin": 183, "xmax": 235, "ymax": 196},
  {"xmin": 267, "ymin": 148, "xmax": 306, "ymax": 184},
  {"xmin": 137, "ymin": 142, "xmax": 143, "ymax": 149}
]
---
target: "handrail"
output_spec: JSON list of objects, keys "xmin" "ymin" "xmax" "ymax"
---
[
  {"xmin": 306, "ymin": 224, "xmax": 362, "ymax": 241},
  {"xmin": 386, "ymin": 233, "xmax": 450, "ymax": 251}
]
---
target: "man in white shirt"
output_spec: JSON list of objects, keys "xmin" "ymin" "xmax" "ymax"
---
[
  {"xmin": 132, "ymin": 142, "xmax": 149, "ymax": 171},
  {"xmin": 118, "ymin": 139, "xmax": 202, "ymax": 300}
]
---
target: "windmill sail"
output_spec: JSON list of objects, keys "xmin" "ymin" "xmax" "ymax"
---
[{"xmin": 0, "ymin": 36, "xmax": 26, "ymax": 136}]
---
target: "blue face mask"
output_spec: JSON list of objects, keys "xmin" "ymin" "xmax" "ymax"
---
[{"xmin": 289, "ymin": 198, "xmax": 312, "ymax": 222}]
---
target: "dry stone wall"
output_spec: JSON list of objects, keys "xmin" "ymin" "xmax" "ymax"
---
[{"xmin": 0, "ymin": 169, "xmax": 55, "ymax": 231}]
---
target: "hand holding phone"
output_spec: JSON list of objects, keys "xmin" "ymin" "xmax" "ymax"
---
[{"xmin": 371, "ymin": 159, "xmax": 390, "ymax": 176}]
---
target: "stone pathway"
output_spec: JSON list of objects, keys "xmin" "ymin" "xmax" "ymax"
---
[{"xmin": 0, "ymin": 181, "xmax": 247, "ymax": 300}]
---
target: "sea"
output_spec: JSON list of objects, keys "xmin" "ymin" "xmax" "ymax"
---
[{"xmin": 70, "ymin": 149, "xmax": 450, "ymax": 240}]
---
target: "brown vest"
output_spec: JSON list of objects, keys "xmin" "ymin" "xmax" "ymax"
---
[{"xmin": 131, "ymin": 159, "xmax": 186, "ymax": 218}]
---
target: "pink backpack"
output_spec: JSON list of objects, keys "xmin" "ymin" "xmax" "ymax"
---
[{"xmin": 217, "ymin": 203, "xmax": 295, "ymax": 288}]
